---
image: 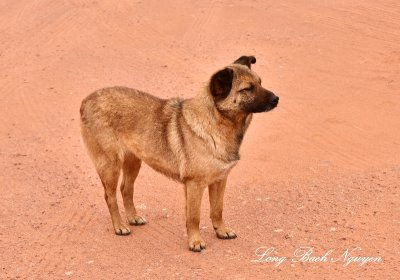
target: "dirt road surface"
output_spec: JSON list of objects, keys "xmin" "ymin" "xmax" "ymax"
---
[{"xmin": 1, "ymin": 1, "xmax": 399, "ymax": 279}]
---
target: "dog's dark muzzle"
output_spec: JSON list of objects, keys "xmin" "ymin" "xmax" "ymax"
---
[{"xmin": 265, "ymin": 94, "xmax": 279, "ymax": 111}]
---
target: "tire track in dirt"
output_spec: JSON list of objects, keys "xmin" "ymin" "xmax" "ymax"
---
[
  {"xmin": 0, "ymin": 1, "xmax": 76, "ymax": 63},
  {"xmin": 6, "ymin": 4, "xmax": 102, "ymax": 277},
  {"xmin": 179, "ymin": 1, "xmax": 220, "ymax": 59},
  {"xmin": 274, "ymin": 112, "xmax": 388, "ymax": 171},
  {"xmin": 265, "ymin": 1, "xmax": 400, "ymax": 170},
  {"xmin": 0, "ymin": 2, "xmax": 79, "ymax": 133},
  {"xmin": 38, "ymin": 208, "xmax": 96, "ymax": 277},
  {"xmin": 267, "ymin": 102, "xmax": 373, "ymax": 170},
  {"xmin": 90, "ymin": 2, "xmax": 205, "ymax": 79},
  {"xmin": 28, "ymin": 174, "xmax": 97, "ymax": 278}
]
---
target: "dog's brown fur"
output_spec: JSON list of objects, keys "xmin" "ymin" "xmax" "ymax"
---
[{"xmin": 80, "ymin": 56, "xmax": 279, "ymax": 252}]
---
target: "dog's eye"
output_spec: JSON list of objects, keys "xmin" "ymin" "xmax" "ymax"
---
[{"xmin": 239, "ymin": 84, "xmax": 255, "ymax": 93}]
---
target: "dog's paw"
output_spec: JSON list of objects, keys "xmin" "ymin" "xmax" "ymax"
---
[
  {"xmin": 215, "ymin": 226, "xmax": 237, "ymax": 239},
  {"xmin": 114, "ymin": 224, "xmax": 131, "ymax": 236},
  {"xmin": 128, "ymin": 215, "xmax": 147, "ymax": 226},
  {"xmin": 188, "ymin": 236, "xmax": 206, "ymax": 252}
]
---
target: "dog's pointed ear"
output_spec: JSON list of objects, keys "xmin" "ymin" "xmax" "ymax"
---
[
  {"xmin": 209, "ymin": 68, "xmax": 234, "ymax": 100},
  {"xmin": 233, "ymin": 55, "xmax": 256, "ymax": 69}
]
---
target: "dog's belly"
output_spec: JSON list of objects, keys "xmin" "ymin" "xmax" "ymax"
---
[
  {"xmin": 140, "ymin": 152, "xmax": 238, "ymax": 184},
  {"xmin": 211, "ymin": 160, "xmax": 238, "ymax": 182},
  {"xmin": 144, "ymin": 158, "xmax": 181, "ymax": 181},
  {"xmin": 183, "ymin": 157, "xmax": 238, "ymax": 184},
  {"xmin": 127, "ymin": 147, "xmax": 181, "ymax": 181}
]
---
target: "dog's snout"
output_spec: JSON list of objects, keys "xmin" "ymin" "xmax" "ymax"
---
[{"xmin": 271, "ymin": 95, "xmax": 279, "ymax": 106}]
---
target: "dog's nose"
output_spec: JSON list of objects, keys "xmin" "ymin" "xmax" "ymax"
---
[{"xmin": 271, "ymin": 96, "xmax": 279, "ymax": 106}]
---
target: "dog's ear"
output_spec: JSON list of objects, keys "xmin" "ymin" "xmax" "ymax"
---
[
  {"xmin": 233, "ymin": 55, "xmax": 256, "ymax": 69},
  {"xmin": 209, "ymin": 68, "xmax": 234, "ymax": 100}
]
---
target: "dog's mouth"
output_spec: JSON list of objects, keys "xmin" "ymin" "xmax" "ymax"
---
[{"xmin": 264, "ymin": 101, "xmax": 279, "ymax": 112}]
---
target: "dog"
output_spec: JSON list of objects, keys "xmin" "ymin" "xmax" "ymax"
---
[{"xmin": 80, "ymin": 56, "xmax": 279, "ymax": 252}]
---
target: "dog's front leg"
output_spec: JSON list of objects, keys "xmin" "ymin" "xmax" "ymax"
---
[
  {"xmin": 184, "ymin": 180, "xmax": 206, "ymax": 252},
  {"xmin": 209, "ymin": 178, "xmax": 237, "ymax": 239}
]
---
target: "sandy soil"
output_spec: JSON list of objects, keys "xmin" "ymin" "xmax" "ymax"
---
[{"xmin": 1, "ymin": 0, "xmax": 399, "ymax": 279}]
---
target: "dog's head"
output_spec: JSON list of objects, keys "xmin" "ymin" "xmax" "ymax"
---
[{"xmin": 209, "ymin": 56, "xmax": 279, "ymax": 116}]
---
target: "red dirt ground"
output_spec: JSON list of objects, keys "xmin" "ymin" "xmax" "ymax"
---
[{"xmin": 1, "ymin": 1, "xmax": 399, "ymax": 279}]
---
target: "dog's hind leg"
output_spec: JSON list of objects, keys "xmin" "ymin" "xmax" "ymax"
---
[
  {"xmin": 81, "ymin": 126, "xmax": 130, "ymax": 235},
  {"xmin": 120, "ymin": 153, "xmax": 146, "ymax": 226},
  {"xmin": 97, "ymin": 158, "xmax": 131, "ymax": 235}
]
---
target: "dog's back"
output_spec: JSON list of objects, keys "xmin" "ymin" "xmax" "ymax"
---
[{"xmin": 80, "ymin": 86, "xmax": 164, "ymax": 130}]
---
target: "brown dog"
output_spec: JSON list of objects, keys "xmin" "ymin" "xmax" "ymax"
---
[{"xmin": 80, "ymin": 56, "xmax": 279, "ymax": 252}]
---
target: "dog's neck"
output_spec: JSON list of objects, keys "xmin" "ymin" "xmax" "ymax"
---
[{"xmin": 182, "ymin": 89, "xmax": 252, "ymax": 162}]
